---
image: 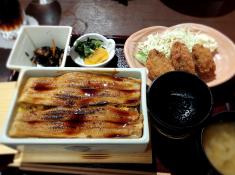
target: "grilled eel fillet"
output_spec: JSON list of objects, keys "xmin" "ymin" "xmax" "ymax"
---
[
  {"xmin": 10, "ymin": 105, "xmax": 142, "ymax": 138},
  {"xmin": 19, "ymin": 72, "xmax": 141, "ymax": 107},
  {"xmin": 9, "ymin": 119, "xmax": 143, "ymax": 138},
  {"xmin": 14, "ymin": 105, "xmax": 140, "ymax": 124},
  {"xmin": 9, "ymin": 72, "xmax": 143, "ymax": 138}
]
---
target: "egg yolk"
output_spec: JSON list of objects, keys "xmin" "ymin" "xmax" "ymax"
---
[{"xmin": 84, "ymin": 48, "xmax": 109, "ymax": 65}]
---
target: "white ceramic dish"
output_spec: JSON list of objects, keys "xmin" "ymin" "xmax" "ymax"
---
[
  {"xmin": 1, "ymin": 68, "xmax": 149, "ymax": 152},
  {"xmin": 70, "ymin": 33, "xmax": 115, "ymax": 67},
  {"xmin": 6, "ymin": 26, "xmax": 72, "ymax": 70}
]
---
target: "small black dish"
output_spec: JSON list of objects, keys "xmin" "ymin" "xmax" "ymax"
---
[
  {"xmin": 200, "ymin": 111, "xmax": 235, "ymax": 175},
  {"xmin": 148, "ymin": 71, "xmax": 213, "ymax": 139}
]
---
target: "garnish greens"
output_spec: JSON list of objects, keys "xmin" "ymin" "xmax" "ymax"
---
[{"xmin": 75, "ymin": 38, "xmax": 103, "ymax": 59}]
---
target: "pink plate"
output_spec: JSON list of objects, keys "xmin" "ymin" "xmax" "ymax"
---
[{"xmin": 124, "ymin": 23, "xmax": 235, "ymax": 87}]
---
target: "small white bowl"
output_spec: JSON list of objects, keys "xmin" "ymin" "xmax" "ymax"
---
[
  {"xmin": 70, "ymin": 33, "xmax": 115, "ymax": 67},
  {"xmin": 6, "ymin": 26, "xmax": 72, "ymax": 70}
]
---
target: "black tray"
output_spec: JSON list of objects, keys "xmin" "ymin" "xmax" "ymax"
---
[{"xmin": 7, "ymin": 35, "xmax": 235, "ymax": 175}]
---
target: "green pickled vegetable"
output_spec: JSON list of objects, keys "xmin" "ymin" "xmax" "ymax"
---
[{"xmin": 74, "ymin": 38, "xmax": 103, "ymax": 59}]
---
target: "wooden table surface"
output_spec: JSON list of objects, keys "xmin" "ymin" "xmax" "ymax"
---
[{"xmin": 0, "ymin": 0, "xmax": 235, "ymax": 175}]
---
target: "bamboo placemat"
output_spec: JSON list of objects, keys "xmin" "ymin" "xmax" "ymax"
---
[
  {"xmin": 19, "ymin": 163, "xmax": 169, "ymax": 175},
  {"xmin": 17, "ymin": 144, "xmax": 153, "ymax": 164}
]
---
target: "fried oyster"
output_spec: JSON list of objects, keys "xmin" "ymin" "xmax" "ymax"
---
[
  {"xmin": 171, "ymin": 42, "xmax": 196, "ymax": 74},
  {"xmin": 192, "ymin": 44, "xmax": 216, "ymax": 81},
  {"xmin": 146, "ymin": 49, "xmax": 175, "ymax": 80}
]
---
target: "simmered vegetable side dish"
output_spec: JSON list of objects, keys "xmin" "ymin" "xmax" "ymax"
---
[{"xmin": 30, "ymin": 46, "xmax": 64, "ymax": 67}]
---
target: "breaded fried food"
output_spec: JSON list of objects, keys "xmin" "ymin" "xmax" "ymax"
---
[
  {"xmin": 171, "ymin": 42, "xmax": 196, "ymax": 74},
  {"xmin": 192, "ymin": 44, "xmax": 216, "ymax": 81},
  {"xmin": 146, "ymin": 49, "xmax": 175, "ymax": 80}
]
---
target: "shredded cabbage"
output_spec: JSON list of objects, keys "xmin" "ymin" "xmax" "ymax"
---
[{"xmin": 135, "ymin": 28, "xmax": 218, "ymax": 64}]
